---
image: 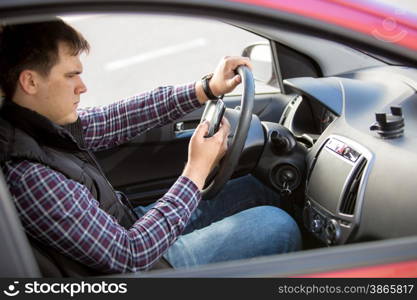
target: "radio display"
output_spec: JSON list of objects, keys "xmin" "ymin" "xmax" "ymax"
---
[{"xmin": 306, "ymin": 146, "xmax": 355, "ymax": 214}]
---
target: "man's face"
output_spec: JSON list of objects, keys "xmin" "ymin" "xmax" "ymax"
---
[{"xmin": 36, "ymin": 42, "xmax": 87, "ymax": 125}]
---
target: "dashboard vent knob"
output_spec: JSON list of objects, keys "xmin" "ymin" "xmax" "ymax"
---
[{"xmin": 370, "ymin": 106, "xmax": 404, "ymax": 139}]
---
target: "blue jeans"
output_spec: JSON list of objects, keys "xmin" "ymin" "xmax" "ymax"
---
[{"xmin": 134, "ymin": 175, "xmax": 301, "ymax": 268}]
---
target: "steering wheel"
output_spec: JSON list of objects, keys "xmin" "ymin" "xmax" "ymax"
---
[{"xmin": 201, "ymin": 66, "xmax": 255, "ymax": 200}]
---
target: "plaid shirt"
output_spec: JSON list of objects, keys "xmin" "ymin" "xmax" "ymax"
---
[{"xmin": 2, "ymin": 83, "xmax": 202, "ymax": 274}]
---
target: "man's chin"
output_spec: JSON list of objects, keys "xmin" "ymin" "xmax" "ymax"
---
[
  {"xmin": 59, "ymin": 113, "xmax": 79, "ymax": 125},
  {"xmin": 69, "ymin": 112, "xmax": 79, "ymax": 123}
]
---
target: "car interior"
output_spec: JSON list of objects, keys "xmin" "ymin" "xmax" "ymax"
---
[{"xmin": 1, "ymin": 4, "xmax": 417, "ymax": 278}]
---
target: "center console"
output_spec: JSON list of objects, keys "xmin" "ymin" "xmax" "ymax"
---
[{"xmin": 303, "ymin": 135, "xmax": 373, "ymax": 245}]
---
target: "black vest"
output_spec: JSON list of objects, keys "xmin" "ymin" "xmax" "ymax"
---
[{"xmin": 0, "ymin": 101, "xmax": 138, "ymax": 229}]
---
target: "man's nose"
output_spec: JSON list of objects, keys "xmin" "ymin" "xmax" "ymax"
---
[{"xmin": 75, "ymin": 79, "xmax": 87, "ymax": 95}]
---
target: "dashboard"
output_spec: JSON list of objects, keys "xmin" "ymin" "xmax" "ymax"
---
[{"xmin": 277, "ymin": 66, "xmax": 417, "ymax": 245}]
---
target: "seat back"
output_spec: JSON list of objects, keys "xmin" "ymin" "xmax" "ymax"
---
[
  {"xmin": 29, "ymin": 238, "xmax": 107, "ymax": 277},
  {"xmin": 0, "ymin": 171, "xmax": 40, "ymax": 277}
]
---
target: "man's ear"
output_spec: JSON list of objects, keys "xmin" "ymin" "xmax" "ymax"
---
[{"xmin": 18, "ymin": 70, "xmax": 41, "ymax": 95}]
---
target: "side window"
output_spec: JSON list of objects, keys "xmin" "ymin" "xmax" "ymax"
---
[{"xmin": 64, "ymin": 14, "xmax": 279, "ymax": 108}]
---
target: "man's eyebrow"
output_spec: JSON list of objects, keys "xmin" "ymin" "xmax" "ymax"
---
[{"xmin": 65, "ymin": 70, "xmax": 83, "ymax": 75}]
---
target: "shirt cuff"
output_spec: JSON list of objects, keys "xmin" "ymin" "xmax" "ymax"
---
[
  {"xmin": 173, "ymin": 82, "xmax": 202, "ymax": 114},
  {"xmin": 165, "ymin": 175, "xmax": 202, "ymax": 216}
]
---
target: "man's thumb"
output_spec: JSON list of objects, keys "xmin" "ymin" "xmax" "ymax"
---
[
  {"xmin": 226, "ymin": 74, "xmax": 241, "ymax": 91},
  {"xmin": 196, "ymin": 120, "xmax": 210, "ymax": 137},
  {"xmin": 233, "ymin": 74, "xmax": 241, "ymax": 84}
]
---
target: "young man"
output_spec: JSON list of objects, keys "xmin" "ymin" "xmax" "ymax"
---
[{"xmin": 0, "ymin": 19, "xmax": 301, "ymax": 274}]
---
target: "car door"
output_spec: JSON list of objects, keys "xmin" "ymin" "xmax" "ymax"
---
[{"xmin": 67, "ymin": 14, "xmax": 291, "ymax": 205}]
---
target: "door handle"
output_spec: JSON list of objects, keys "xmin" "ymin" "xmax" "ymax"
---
[{"xmin": 174, "ymin": 122, "xmax": 195, "ymax": 139}]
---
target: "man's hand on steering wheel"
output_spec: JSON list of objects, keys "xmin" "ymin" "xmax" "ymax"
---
[{"xmin": 195, "ymin": 56, "xmax": 253, "ymax": 104}]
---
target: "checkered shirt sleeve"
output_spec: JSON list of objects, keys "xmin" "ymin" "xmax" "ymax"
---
[{"xmin": 78, "ymin": 83, "xmax": 201, "ymax": 151}]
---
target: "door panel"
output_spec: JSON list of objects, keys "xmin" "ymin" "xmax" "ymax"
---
[
  {"xmin": 95, "ymin": 93, "xmax": 294, "ymax": 204},
  {"xmin": 133, "ymin": 236, "xmax": 417, "ymax": 277}
]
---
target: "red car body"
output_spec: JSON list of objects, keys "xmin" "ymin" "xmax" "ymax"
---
[{"xmin": 232, "ymin": 0, "xmax": 417, "ymax": 52}]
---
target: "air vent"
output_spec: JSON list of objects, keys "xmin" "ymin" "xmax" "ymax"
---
[
  {"xmin": 279, "ymin": 95, "xmax": 301, "ymax": 125},
  {"xmin": 339, "ymin": 158, "xmax": 367, "ymax": 215},
  {"xmin": 279, "ymin": 105, "xmax": 291, "ymax": 125}
]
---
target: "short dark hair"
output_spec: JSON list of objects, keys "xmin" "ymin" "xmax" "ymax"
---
[{"xmin": 0, "ymin": 18, "xmax": 90, "ymax": 99}]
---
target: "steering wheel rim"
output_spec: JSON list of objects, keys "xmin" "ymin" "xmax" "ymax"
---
[{"xmin": 201, "ymin": 66, "xmax": 255, "ymax": 200}]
